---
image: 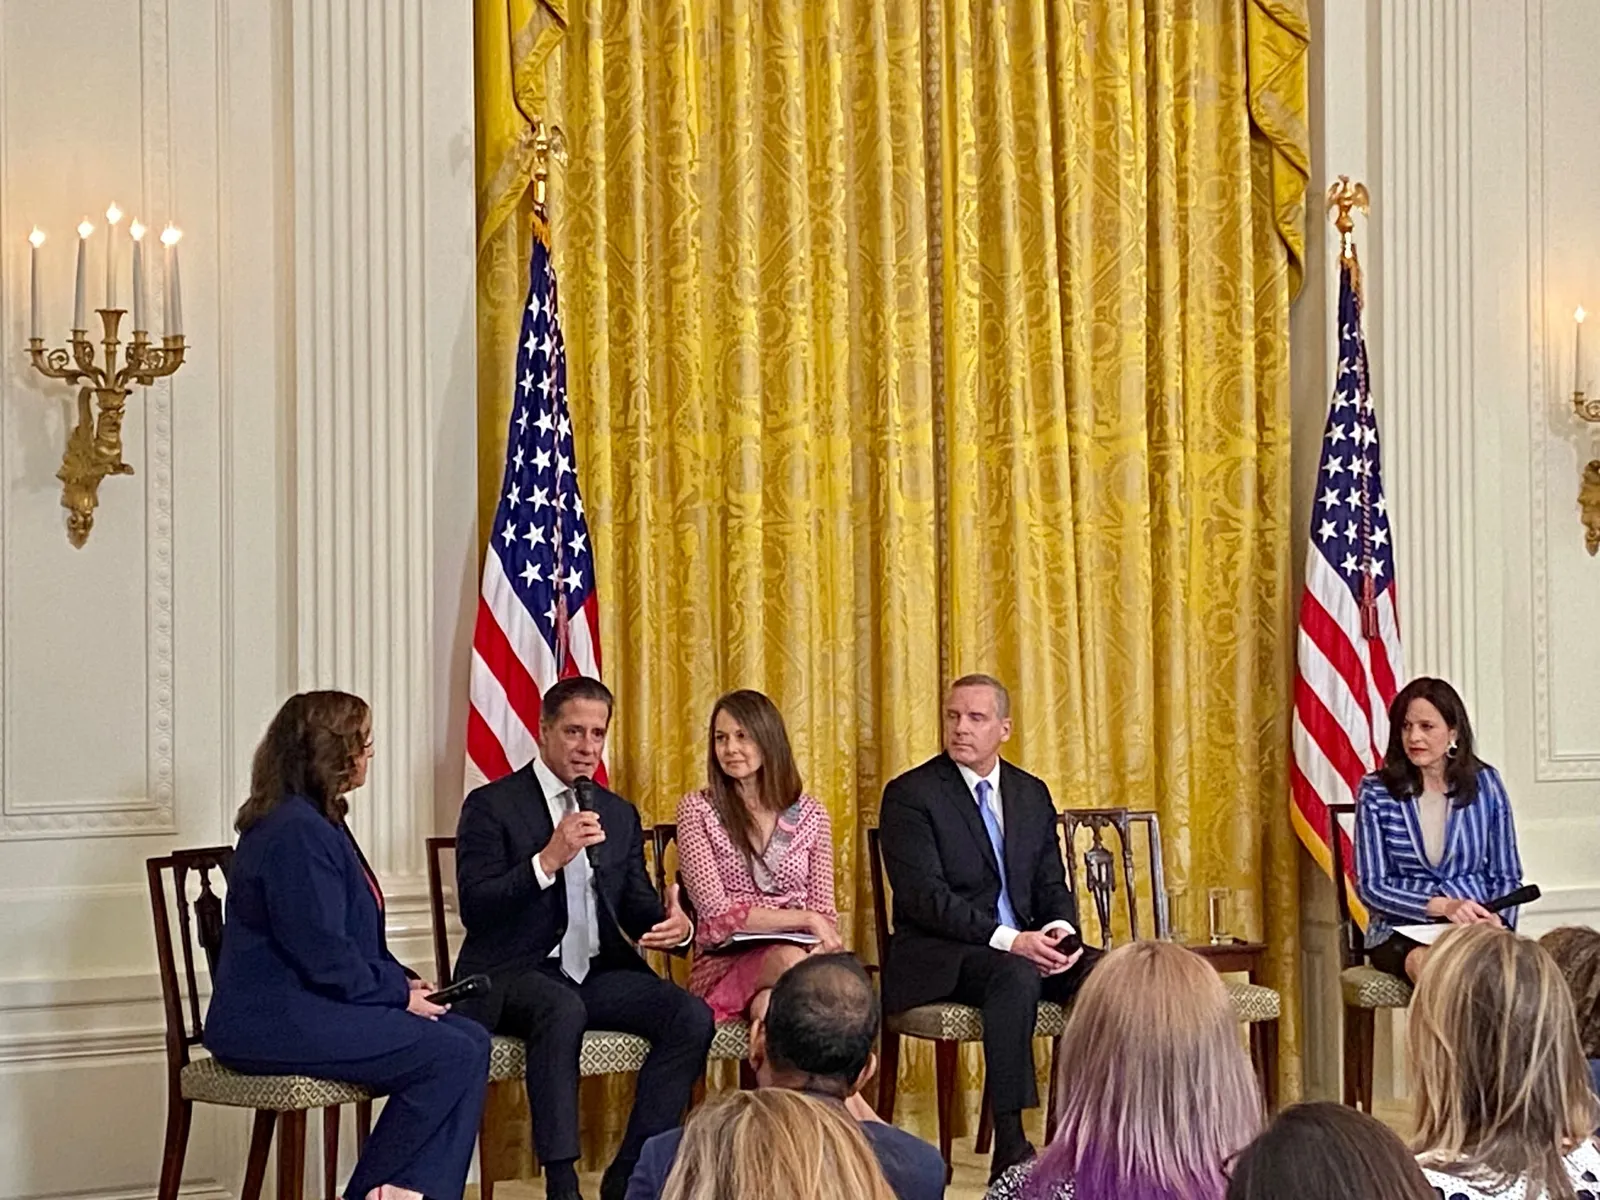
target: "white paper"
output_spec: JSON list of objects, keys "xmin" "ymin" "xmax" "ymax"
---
[
  {"xmin": 1394, "ymin": 923, "xmax": 1451, "ymax": 946},
  {"xmin": 726, "ymin": 929, "xmax": 820, "ymax": 946}
]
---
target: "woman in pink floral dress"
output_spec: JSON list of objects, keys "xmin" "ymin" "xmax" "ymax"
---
[{"xmin": 676, "ymin": 690, "xmax": 841, "ymax": 1024}]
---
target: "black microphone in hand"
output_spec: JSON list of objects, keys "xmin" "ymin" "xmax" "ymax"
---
[
  {"xmin": 1484, "ymin": 883, "xmax": 1539, "ymax": 914},
  {"xmin": 572, "ymin": 775, "xmax": 602, "ymax": 870}
]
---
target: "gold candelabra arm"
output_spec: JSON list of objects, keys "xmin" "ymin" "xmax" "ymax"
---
[
  {"xmin": 120, "ymin": 334, "xmax": 186, "ymax": 388},
  {"xmin": 26, "ymin": 338, "xmax": 84, "ymax": 381},
  {"xmin": 1575, "ymin": 389, "xmax": 1600, "ymax": 424}
]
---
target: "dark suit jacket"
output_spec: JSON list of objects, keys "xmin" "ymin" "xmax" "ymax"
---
[
  {"xmin": 878, "ymin": 752, "xmax": 1077, "ymax": 1013},
  {"xmin": 626, "ymin": 1101, "xmax": 947, "ymax": 1200},
  {"xmin": 453, "ymin": 764, "xmax": 669, "ymax": 1028},
  {"xmin": 204, "ymin": 795, "xmax": 420, "ymax": 1065}
]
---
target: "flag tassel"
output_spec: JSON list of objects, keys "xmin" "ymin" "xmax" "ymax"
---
[{"xmin": 1360, "ymin": 573, "xmax": 1379, "ymax": 640}]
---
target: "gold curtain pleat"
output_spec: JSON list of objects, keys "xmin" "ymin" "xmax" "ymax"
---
[{"xmin": 474, "ymin": 0, "xmax": 1308, "ymax": 1169}]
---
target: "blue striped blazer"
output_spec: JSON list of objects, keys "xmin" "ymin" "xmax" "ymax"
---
[{"xmin": 1353, "ymin": 765, "xmax": 1523, "ymax": 948}]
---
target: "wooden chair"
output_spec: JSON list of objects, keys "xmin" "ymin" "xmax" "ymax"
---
[
  {"xmin": 423, "ymin": 836, "xmax": 652, "ymax": 1199},
  {"xmin": 1327, "ymin": 803, "xmax": 1412, "ymax": 1111},
  {"xmin": 1057, "ymin": 809, "xmax": 1281, "ymax": 1110},
  {"xmin": 148, "ymin": 847, "xmax": 373, "ymax": 1200},
  {"xmin": 865, "ymin": 827, "xmax": 1066, "ymax": 1176},
  {"xmin": 648, "ymin": 823, "xmax": 761, "ymax": 1080}
]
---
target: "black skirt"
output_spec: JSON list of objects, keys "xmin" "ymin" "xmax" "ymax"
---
[{"xmin": 1367, "ymin": 931, "xmax": 1424, "ymax": 979}]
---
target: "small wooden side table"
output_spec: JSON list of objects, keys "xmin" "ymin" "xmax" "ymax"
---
[
  {"xmin": 1187, "ymin": 939, "xmax": 1267, "ymax": 982},
  {"xmin": 1186, "ymin": 940, "xmax": 1276, "ymax": 1109}
]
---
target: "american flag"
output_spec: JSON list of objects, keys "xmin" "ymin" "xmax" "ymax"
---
[
  {"xmin": 466, "ymin": 228, "xmax": 605, "ymax": 789},
  {"xmin": 1290, "ymin": 256, "xmax": 1405, "ymax": 914}
]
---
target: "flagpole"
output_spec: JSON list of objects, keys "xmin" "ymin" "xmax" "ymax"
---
[{"xmin": 1327, "ymin": 177, "xmax": 1382, "ymax": 640}]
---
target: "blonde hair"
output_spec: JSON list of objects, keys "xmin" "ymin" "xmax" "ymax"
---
[
  {"xmin": 1409, "ymin": 926, "xmax": 1600, "ymax": 1200},
  {"xmin": 661, "ymin": 1088, "xmax": 896, "ymax": 1200},
  {"xmin": 1026, "ymin": 940, "xmax": 1262, "ymax": 1200}
]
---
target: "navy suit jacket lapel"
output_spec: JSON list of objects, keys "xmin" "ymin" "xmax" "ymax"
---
[
  {"xmin": 510, "ymin": 764, "xmax": 557, "ymax": 863},
  {"xmin": 938, "ymin": 754, "xmax": 1003, "ymax": 883}
]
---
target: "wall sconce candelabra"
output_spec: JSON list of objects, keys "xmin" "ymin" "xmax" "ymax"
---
[{"xmin": 23, "ymin": 205, "xmax": 186, "ymax": 547}]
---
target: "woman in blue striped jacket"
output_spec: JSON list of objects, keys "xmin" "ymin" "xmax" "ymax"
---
[{"xmin": 1354, "ymin": 677, "xmax": 1523, "ymax": 983}]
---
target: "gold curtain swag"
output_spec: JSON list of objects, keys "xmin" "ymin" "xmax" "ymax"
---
[{"xmin": 475, "ymin": 0, "xmax": 1309, "ymax": 1169}]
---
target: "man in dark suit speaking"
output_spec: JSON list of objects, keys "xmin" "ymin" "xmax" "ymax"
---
[
  {"xmin": 879, "ymin": 673, "xmax": 1099, "ymax": 1182},
  {"xmin": 453, "ymin": 677, "xmax": 714, "ymax": 1200}
]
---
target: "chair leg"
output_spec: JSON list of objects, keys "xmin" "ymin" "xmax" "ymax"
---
[
  {"xmin": 974, "ymin": 1078, "xmax": 993, "ymax": 1155},
  {"xmin": 321, "ymin": 1107, "xmax": 340, "ymax": 1200},
  {"xmin": 157, "ymin": 1096, "xmax": 193, "ymax": 1200},
  {"xmin": 877, "ymin": 1032, "xmax": 900, "ymax": 1121},
  {"xmin": 738, "ymin": 1060, "xmax": 758, "ymax": 1090},
  {"xmin": 277, "ymin": 1110, "xmax": 308, "ymax": 1200},
  {"xmin": 1046, "ymin": 1035, "xmax": 1062, "ymax": 1136},
  {"xmin": 355, "ymin": 1099, "xmax": 372, "ymax": 1154},
  {"xmin": 1343, "ymin": 1005, "xmax": 1375, "ymax": 1112},
  {"xmin": 1250, "ymin": 1019, "xmax": 1280, "ymax": 1114},
  {"xmin": 241, "ymin": 1111, "xmax": 277, "ymax": 1200},
  {"xmin": 934, "ymin": 1039, "xmax": 958, "ymax": 1183},
  {"xmin": 478, "ymin": 1131, "xmax": 496, "ymax": 1200}
]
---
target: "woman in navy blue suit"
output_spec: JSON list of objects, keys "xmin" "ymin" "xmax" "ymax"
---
[
  {"xmin": 206, "ymin": 692, "xmax": 489, "ymax": 1200},
  {"xmin": 1354, "ymin": 677, "xmax": 1523, "ymax": 984}
]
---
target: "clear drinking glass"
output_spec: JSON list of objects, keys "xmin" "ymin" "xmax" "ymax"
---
[{"xmin": 1207, "ymin": 887, "xmax": 1232, "ymax": 944}]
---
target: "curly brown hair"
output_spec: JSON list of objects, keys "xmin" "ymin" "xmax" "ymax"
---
[
  {"xmin": 1540, "ymin": 926, "xmax": 1600, "ymax": 1059},
  {"xmin": 234, "ymin": 691, "xmax": 371, "ymax": 833}
]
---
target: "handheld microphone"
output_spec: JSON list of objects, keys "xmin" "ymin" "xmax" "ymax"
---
[
  {"xmin": 425, "ymin": 973, "xmax": 490, "ymax": 1006},
  {"xmin": 1484, "ymin": 883, "xmax": 1540, "ymax": 914},
  {"xmin": 572, "ymin": 775, "xmax": 602, "ymax": 870}
]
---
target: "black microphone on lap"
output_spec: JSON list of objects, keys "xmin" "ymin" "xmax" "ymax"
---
[
  {"xmin": 572, "ymin": 775, "xmax": 602, "ymax": 871},
  {"xmin": 1484, "ymin": 883, "xmax": 1539, "ymax": 914}
]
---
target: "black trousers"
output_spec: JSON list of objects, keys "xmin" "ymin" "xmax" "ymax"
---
[
  {"xmin": 493, "ymin": 961, "xmax": 714, "ymax": 1173},
  {"xmin": 946, "ymin": 944, "xmax": 1102, "ymax": 1115},
  {"xmin": 1367, "ymin": 932, "xmax": 1424, "ymax": 980}
]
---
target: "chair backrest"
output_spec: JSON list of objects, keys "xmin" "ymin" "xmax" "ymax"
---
[
  {"xmin": 865, "ymin": 827, "xmax": 891, "ymax": 968},
  {"xmin": 650, "ymin": 822, "xmax": 677, "ymax": 899},
  {"xmin": 425, "ymin": 836, "xmax": 457, "ymax": 987},
  {"xmin": 1059, "ymin": 809, "xmax": 1169, "ymax": 947},
  {"xmin": 147, "ymin": 847, "xmax": 234, "ymax": 1072},
  {"xmin": 1327, "ymin": 803, "xmax": 1364, "ymax": 968}
]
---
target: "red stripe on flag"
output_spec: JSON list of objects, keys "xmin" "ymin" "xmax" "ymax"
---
[
  {"xmin": 1368, "ymin": 622, "xmax": 1398, "ymax": 704},
  {"xmin": 467, "ymin": 703, "xmax": 514, "ymax": 782},
  {"xmin": 473, "ymin": 597, "xmax": 544, "ymax": 736},
  {"xmin": 1294, "ymin": 674, "xmax": 1370, "ymax": 793},
  {"xmin": 1300, "ymin": 591, "xmax": 1375, "ymax": 730}
]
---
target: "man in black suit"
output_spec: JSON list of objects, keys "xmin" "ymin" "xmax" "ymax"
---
[
  {"xmin": 454, "ymin": 677, "xmax": 714, "ymax": 1200},
  {"xmin": 879, "ymin": 673, "xmax": 1099, "ymax": 1182}
]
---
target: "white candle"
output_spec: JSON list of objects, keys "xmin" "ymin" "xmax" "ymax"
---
[
  {"xmin": 129, "ymin": 221, "xmax": 146, "ymax": 333},
  {"xmin": 73, "ymin": 219, "xmax": 92, "ymax": 330},
  {"xmin": 1578, "ymin": 306, "xmax": 1588, "ymax": 396},
  {"xmin": 104, "ymin": 203, "xmax": 122, "ymax": 310},
  {"xmin": 161, "ymin": 225, "xmax": 182, "ymax": 337},
  {"xmin": 28, "ymin": 228, "xmax": 45, "ymax": 341}
]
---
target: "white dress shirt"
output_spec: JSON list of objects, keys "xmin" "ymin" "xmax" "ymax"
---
[
  {"xmin": 956, "ymin": 758, "xmax": 1074, "ymax": 954},
  {"xmin": 528, "ymin": 755, "xmax": 599, "ymax": 968}
]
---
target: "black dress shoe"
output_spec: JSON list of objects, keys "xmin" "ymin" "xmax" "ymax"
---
[{"xmin": 988, "ymin": 1139, "xmax": 1036, "ymax": 1185}]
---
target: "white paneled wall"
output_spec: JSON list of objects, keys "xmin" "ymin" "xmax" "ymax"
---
[
  {"xmin": 0, "ymin": 3, "xmax": 476, "ymax": 1197},
  {"xmin": 1299, "ymin": 0, "xmax": 1600, "ymax": 1100}
]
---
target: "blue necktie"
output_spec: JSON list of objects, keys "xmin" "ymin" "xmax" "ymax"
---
[{"xmin": 975, "ymin": 779, "xmax": 1020, "ymax": 930}]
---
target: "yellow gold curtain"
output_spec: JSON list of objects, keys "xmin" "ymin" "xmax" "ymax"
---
[{"xmin": 475, "ymin": 0, "xmax": 1308, "ymax": 1167}]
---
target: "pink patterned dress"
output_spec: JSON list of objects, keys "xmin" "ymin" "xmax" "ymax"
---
[{"xmin": 675, "ymin": 789, "xmax": 837, "ymax": 1022}]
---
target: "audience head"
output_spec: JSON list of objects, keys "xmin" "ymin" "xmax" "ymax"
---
[
  {"xmin": 706, "ymin": 689, "xmax": 803, "ymax": 849},
  {"xmin": 942, "ymin": 673, "xmax": 1012, "ymax": 775},
  {"xmin": 1026, "ymin": 940, "xmax": 1260, "ymax": 1200},
  {"xmin": 537, "ymin": 676, "xmax": 613, "ymax": 785},
  {"xmin": 1378, "ymin": 676, "xmax": 1483, "ymax": 801},
  {"xmin": 1539, "ymin": 925, "xmax": 1600, "ymax": 1059},
  {"xmin": 1409, "ymin": 925, "xmax": 1598, "ymax": 1198},
  {"xmin": 236, "ymin": 691, "xmax": 372, "ymax": 832},
  {"xmin": 1224, "ymin": 1102, "xmax": 1434, "ymax": 1200},
  {"xmin": 750, "ymin": 953, "xmax": 878, "ymax": 1099},
  {"xmin": 660, "ymin": 1087, "xmax": 896, "ymax": 1200}
]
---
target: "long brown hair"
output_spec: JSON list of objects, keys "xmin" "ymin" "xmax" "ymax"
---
[
  {"xmin": 1026, "ymin": 941, "xmax": 1262, "ymax": 1200},
  {"xmin": 1377, "ymin": 676, "xmax": 1486, "ymax": 805},
  {"xmin": 661, "ymin": 1088, "xmax": 895, "ymax": 1200},
  {"xmin": 235, "ymin": 691, "xmax": 371, "ymax": 833},
  {"xmin": 1225, "ymin": 1102, "xmax": 1435, "ymax": 1200},
  {"xmin": 706, "ymin": 690, "xmax": 802, "ymax": 856},
  {"xmin": 1541, "ymin": 926, "xmax": 1600, "ymax": 1058},
  {"xmin": 1409, "ymin": 926, "xmax": 1599, "ymax": 1200}
]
